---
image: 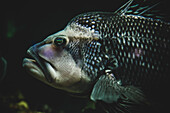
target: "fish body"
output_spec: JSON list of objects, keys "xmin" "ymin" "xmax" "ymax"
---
[
  {"xmin": 0, "ymin": 57, "xmax": 7, "ymax": 82},
  {"xmin": 23, "ymin": 0, "xmax": 170, "ymax": 112},
  {"xmin": 0, "ymin": 36, "xmax": 7, "ymax": 82},
  {"xmin": 71, "ymin": 11, "xmax": 170, "ymax": 88}
]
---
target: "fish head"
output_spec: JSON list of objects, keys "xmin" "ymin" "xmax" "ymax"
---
[{"xmin": 23, "ymin": 14, "xmax": 101, "ymax": 93}]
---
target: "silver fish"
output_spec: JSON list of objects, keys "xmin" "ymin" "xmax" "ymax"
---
[
  {"xmin": 0, "ymin": 57, "xmax": 7, "ymax": 82},
  {"xmin": 23, "ymin": 0, "xmax": 170, "ymax": 112}
]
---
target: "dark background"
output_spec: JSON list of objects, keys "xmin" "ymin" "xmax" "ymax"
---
[{"xmin": 0, "ymin": 0, "xmax": 169, "ymax": 113}]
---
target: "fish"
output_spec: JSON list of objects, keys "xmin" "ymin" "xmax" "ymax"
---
[
  {"xmin": 23, "ymin": 0, "xmax": 170, "ymax": 112},
  {"xmin": 0, "ymin": 36, "xmax": 7, "ymax": 82},
  {"xmin": 0, "ymin": 57, "xmax": 7, "ymax": 82}
]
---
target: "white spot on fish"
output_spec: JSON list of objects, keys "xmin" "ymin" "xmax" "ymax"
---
[
  {"xmin": 147, "ymin": 63, "xmax": 150, "ymax": 68},
  {"xmin": 132, "ymin": 53, "xmax": 135, "ymax": 59},
  {"xmin": 147, "ymin": 29, "xmax": 150, "ymax": 33},
  {"xmin": 131, "ymin": 59, "xmax": 133, "ymax": 63},
  {"xmin": 121, "ymin": 45, "xmax": 124, "ymax": 50},
  {"xmin": 120, "ymin": 52, "xmax": 122, "ymax": 56},
  {"xmin": 127, "ymin": 41, "xmax": 130, "ymax": 46},
  {"xmin": 128, "ymin": 53, "xmax": 131, "ymax": 58},
  {"xmin": 91, "ymin": 21, "xmax": 95, "ymax": 24},
  {"xmin": 126, "ymin": 58, "xmax": 129, "ymax": 63},
  {"xmin": 155, "ymin": 22, "xmax": 158, "ymax": 26},
  {"xmin": 152, "ymin": 65, "xmax": 155, "ymax": 69},
  {"xmin": 117, "ymin": 80, "xmax": 122, "ymax": 85},
  {"xmin": 122, "ymin": 38, "xmax": 126, "ymax": 44},
  {"xmin": 91, "ymin": 25, "xmax": 95, "ymax": 29},
  {"xmin": 136, "ymin": 43, "xmax": 139, "ymax": 47},
  {"xmin": 142, "ymin": 62, "xmax": 145, "ymax": 66},
  {"xmin": 86, "ymin": 20, "xmax": 89, "ymax": 23},
  {"xmin": 124, "ymin": 51, "xmax": 126, "ymax": 57},
  {"xmin": 98, "ymin": 57, "xmax": 102, "ymax": 61},
  {"xmin": 132, "ymin": 42, "xmax": 135, "ymax": 47}
]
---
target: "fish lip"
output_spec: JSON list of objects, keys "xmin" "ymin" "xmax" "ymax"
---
[{"xmin": 26, "ymin": 48, "xmax": 55, "ymax": 83}]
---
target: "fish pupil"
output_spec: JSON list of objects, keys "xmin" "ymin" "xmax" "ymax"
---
[{"xmin": 54, "ymin": 38, "xmax": 66, "ymax": 47}]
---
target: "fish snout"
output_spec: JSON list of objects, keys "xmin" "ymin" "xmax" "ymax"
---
[
  {"xmin": 25, "ymin": 41, "xmax": 58, "ymax": 83},
  {"xmin": 27, "ymin": 41, "xmax": 57, "ymax": 62}
]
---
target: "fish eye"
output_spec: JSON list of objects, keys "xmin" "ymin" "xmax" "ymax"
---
[{"xmin": 54, "ymin": 37, "xmax": 67, "ymax": 47}]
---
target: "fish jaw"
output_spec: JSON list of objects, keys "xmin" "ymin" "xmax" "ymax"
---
[
  {"xmin": 23, "ymin": 46, "xmax": 54, "ymax": 83},
  {"xmin": 23, "ymin": 57, "xmax": 46, "ymax": 82},
  {"xmin": 23, "ymin": 34, "xmax": 91, "ymax": 93}
]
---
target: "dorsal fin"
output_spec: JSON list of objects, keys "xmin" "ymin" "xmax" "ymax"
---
[
  {"xmin": 114, "ymin": 0, "xmax": 165, "ymax": 20},
  {"xmin": 114, "ymin": 0, "xmax": 134, "ymax": 15}
]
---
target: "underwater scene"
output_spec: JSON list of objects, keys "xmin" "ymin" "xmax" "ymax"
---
[{"xmin": 1, "ymin": 0, "xmax": 170, "ymax": 113}]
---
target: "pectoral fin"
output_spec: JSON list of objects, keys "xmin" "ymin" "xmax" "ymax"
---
[
  {"xmin": 90, "ymin": 73, "xmax": 149, "ymax": 112},
  {"xmin": 90, "ymin": 74, "xmax": 121, "ymax": 103}
]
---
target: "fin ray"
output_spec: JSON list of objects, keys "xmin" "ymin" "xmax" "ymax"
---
[
  {"xmin": 114, "ymin": 0, "xmax": 165, "ymax": 20},
  {"xmin": 138, "ymin": 2, "xmax": 160, "ymax": 15},
  {"xmin": 90, "ymin": 73, "xmax": 149, "ymax": 112},
  {"xmin": 114, "ymin": 0, "xmax": 134, "ymax": 15}
]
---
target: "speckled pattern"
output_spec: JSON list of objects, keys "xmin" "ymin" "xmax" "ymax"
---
[{"xmin": 67, "ymin": 11, "xmax": 170, "ymax": 88}]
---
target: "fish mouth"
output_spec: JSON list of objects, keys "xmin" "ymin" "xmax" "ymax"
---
[{"xmin": 23, "ymin": 48, "xmax": 55, "ymax": 83}]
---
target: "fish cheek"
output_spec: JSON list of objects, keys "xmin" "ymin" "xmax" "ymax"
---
[
  {"xmin": 38, "ymin": 44, "xmax": 60, "ymax": 61},
  {"xmin": 36, "ymin": 42, "xmax": 90, "ymax": 93},
  {"xmin": 51, "ymin": 52, "xmax": 91, "ymax": 93}
]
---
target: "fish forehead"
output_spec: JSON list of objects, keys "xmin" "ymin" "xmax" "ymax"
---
[{"xmin": 69, "ymin": 12, "xmax": 111, "ymax": 38}]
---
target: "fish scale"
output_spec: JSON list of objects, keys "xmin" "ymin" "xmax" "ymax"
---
[{"xmin": 70, "ymin": 8, "xmax": 170, "ymax": 88}]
